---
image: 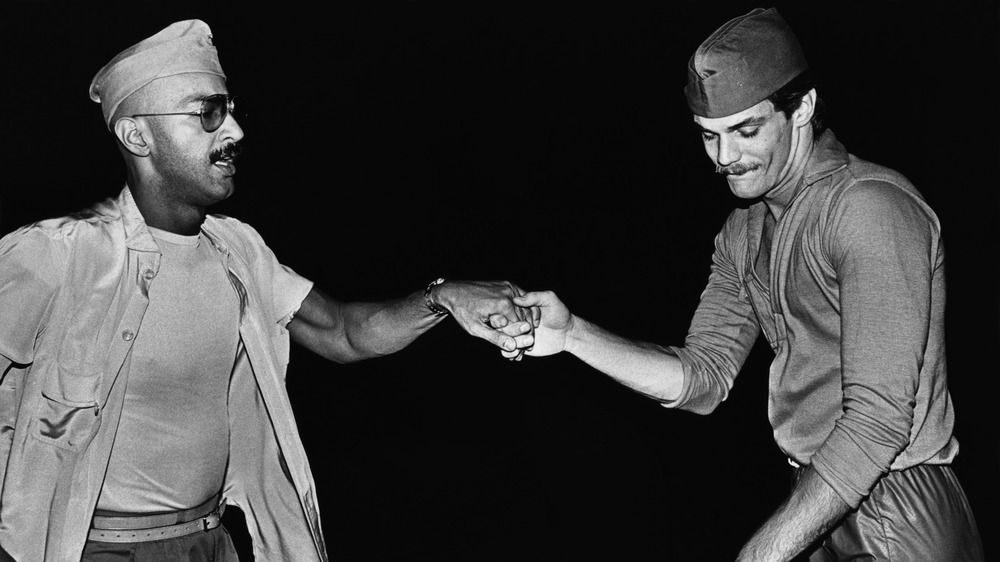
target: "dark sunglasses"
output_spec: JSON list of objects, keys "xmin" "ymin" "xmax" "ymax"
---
[{"xmin": 131, "ymin": 94, "xmax": 236, "ymax": 133}]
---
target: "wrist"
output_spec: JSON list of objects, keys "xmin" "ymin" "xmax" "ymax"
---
[
  {"xmin": 562, "ymin": 314, "xmax": 583, "ymax": 355},
  {"xmin": 423, "ymin": 277, "xmax": 450, "ymax": 317}
]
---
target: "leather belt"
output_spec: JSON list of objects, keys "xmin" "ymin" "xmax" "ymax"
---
[{"xmin": 88, "ymin": 494, "xmax": 224, "ymax": 543}]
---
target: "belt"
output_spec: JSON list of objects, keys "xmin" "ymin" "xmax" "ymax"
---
[{"xmin": 88, "ymin": 494, "xmax": 224, "ymax": 543}]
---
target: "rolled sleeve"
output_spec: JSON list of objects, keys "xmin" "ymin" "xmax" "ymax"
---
[
  {"xmin": 273, "ymin": 263, "xmax": 313, "ymax": 329},
  {"xmin": 220, "ymin": 220, "xmax": 314, "ymax": 328},
  {"xmin": 664, "ymin": 216, "xmax": 760, "ymax": 415}
]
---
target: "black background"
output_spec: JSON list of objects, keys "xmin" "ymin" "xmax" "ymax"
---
[{"xmin": 2, "ymin": 2, "xmax": 998, "ymax": 560}]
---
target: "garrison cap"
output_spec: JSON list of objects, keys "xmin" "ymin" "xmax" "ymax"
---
[
  {"xmin": 685, "ymin": 7, "xmax": 808, "ymax": 118},
  {"xmin": 88, "ymin": 19, "xmax": 226, "ymax": 129}
]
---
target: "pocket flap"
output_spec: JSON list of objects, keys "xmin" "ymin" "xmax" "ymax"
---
[{"xmin": 41, "ymin": 366, "xmax": 101, "ymax": 408}]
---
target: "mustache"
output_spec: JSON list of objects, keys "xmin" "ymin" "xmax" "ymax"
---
[
  {"xmin": 715, "ymin": 163, "xmax": 758, "ymax": 176},
  {"xmin": 210, "ymin": 142, "xmax": 243, "ymax": 163}
]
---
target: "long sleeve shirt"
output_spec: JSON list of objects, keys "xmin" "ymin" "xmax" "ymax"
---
[{"xmin": 664, "ymin": 131, "xmax": 958, "ymax": 508}]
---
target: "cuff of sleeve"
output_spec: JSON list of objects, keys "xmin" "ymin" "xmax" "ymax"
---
[
  {"xmin": 657, "ymin": 346, "xmax": 728, "ymax": 415},
  {"xmin": 656, "ymin": 346, "xmax": 689, "ymax": 408},
  {"xmin": 280, "ymin": 278, "xmax": 315, "ymax": 328},
  {"xmin": 809, "ymin": 427, "xmax": 886, "ymax": 509}
]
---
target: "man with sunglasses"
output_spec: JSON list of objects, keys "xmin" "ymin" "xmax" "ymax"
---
[
  {"xmin": 0, "ymin": 19, "xmax": 535, "ymax": 561},
  {"xmin": 505, "ymin": 7, "xmax": 983, "ymax": 561}
]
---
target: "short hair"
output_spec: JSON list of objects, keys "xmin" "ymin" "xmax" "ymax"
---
[{"xmin": 767, "ymin": 69, "xmax": 827, "ymax": 136}]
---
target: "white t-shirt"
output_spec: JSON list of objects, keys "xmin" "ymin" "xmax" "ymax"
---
[{"xmin": 97, "ymin": 227, "xmax": 240, "ymax": 513}]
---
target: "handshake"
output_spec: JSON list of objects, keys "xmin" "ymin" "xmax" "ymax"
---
[{"xmin": 426, "ymin": 279, "xmax": 572, "ymax": 360}]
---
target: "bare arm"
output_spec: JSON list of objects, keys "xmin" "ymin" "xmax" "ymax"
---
[
  {"xmin": 288, "ymin": 280, "xmax": 535, "ymax": 364},
  {"xmin": 512, "ymin": 290, "xmax": 684, "ymax": 402},
  {"xmin": 737, "ymin": 467, "xmax": 851, "ymax": 561}
]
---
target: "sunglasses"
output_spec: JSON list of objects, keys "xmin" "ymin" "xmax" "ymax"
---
[{"xmin": 131, "ymin": 94, "xmax": 236, "ymax": 133}]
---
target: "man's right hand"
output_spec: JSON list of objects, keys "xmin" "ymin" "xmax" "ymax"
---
[
  {"xmin": 493, "ymin": 290, "xmax": 573, "ymax": 359},
  {"xmin": 493, "ymin": 289, "xmax": 686, "ymax": 403}
]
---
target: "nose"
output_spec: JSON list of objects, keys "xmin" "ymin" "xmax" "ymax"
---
[
  {"xmin": 716, "ymin": 135, "xmax": 740, "ymax": 167},
  {"xmin": 221, "ymin": 113, "xmax": 245, "ymax": 143}
]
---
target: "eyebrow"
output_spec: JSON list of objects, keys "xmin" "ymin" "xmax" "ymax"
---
[
  {"xmin": 695, "ymin": 114, "xmax": 770, "ymax": 134},
  {"xmin": 180, "ymin": 92, "xmax": 221, "ymax": 105},
  {"xmin": 726, "ymin": 115, "xmax": 769, "ymax": 132}
]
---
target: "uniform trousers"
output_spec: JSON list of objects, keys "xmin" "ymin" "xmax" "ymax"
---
[{"xmin": 796, "ymin": 463, "xmax": 983, "ymax": 561}]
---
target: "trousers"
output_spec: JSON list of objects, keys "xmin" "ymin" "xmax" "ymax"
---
[{"xmin": 797, "ymin": 464, "xmax": 983, "ymax": 561}]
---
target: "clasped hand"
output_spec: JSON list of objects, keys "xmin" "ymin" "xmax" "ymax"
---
[
  {"xmin": 440, "ymin": 281, "xmax": 571, "ymax": 361},
  {"xmin": 433, "ymin": 280, "xmax": 538, "ymax": 360}
]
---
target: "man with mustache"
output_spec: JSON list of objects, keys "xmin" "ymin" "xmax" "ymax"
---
[
  {"xmin": 509, "ymin": 7, "xmax": 983, "ymax": 561},
  {"xmin": 0, "ymin": 20, "xmax": 535, "ymax": 561}
]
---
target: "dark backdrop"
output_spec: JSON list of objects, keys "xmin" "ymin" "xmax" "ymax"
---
[{"xmin": 3, "ymin": 2, "xmax": 998, "ymax": 560}]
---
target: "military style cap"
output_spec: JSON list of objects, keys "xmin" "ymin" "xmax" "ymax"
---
[
  {"xmin": 88, "ymin": 19, "xmax": 226, "ymax": 129},
  {"xmin": 684, "ymin": 7, "xmax": 808, "ymax": 118}
]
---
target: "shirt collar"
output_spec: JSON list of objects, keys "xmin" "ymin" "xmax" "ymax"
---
[
  {"xmin": 802, "ymin": 129, "xmax": 850, "ymax": 186},
  {"xmin": 116, "ymin": 185, "xmax": 230, "ymax": 258},
  {"xmin": 116, "ymin": 185, "xmax": 159, "ymax": 252}
]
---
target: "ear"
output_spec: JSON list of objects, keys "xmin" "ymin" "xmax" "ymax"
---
[
  {"xmin": 792, "ymin": 88, "xmax": 817, "ymax": 128},
  {"xmin": 113, "ymin": 117, "xmax": 151, "ymax": 157}
]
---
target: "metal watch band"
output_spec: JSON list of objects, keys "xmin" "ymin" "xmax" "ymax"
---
[{"xmin": 424, "ymin": 277, "xmax": 449, "ymax": 317}]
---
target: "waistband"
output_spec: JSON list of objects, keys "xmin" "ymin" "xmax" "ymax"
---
[
  {"xmin": 89, "ymin": 494, "xmax": 224, "ymax": 543},
  {"xmin": 788, "ymin": 459, "xmax": 955, "ymax": 489}
]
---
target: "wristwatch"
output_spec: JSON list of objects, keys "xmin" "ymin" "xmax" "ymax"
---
[{"xmin": 424, "ymin": 277, "xmax": 449, "ymax": 317}]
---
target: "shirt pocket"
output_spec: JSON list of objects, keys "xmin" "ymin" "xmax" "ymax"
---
[{"xmin": 32, "ymin": 365, "xmax": 102, "ymax": 453}]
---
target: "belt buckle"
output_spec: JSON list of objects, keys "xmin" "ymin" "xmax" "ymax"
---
[{"xmin": 202, "ymin": 511, "xmax": 221, "ymax": 532}]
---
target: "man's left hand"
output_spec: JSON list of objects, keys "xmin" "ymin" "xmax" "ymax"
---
[{"xmin": 431, "ymin": 280, "xmax": 537, "ymax": 358}]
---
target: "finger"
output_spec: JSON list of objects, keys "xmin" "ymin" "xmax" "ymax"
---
[
  {"xmin": 512, "ymin": 297, "xmax": 529, "ymax": 323},
  {"xmin": 507, "ymin": 285, "xmax": 530, "ymax": 317},
  {"xmin": 509, "ymin": 297, "xmax": 537, "ymax": 331},
  {"xmin": 489, "ymin": 313, "xmax": 509, "ymax": 329},
  {"xmin": 501, "ymin": 345, "xmax": 527, "ymax": 361},
  {"xmin": 513, "ymin": 292, "xmax": 540, "ymax": 308},
  {"xmin": 506, "ymin": 287, "xmax": 533, "ymax": 329},
  {"xmin": 486, "ymin": 293, "xmax": 520, "ymax": 322},
  {"xmin": 498, "ymin": 321, "xmax": 532, "ymax": 337},
  {"xmin": 499, "ymin": 307, "xmax": 527, "ymax": 330},
  {"xmin": 467, "ymin": 322, "xmax": 517, "ymax": 351},
  {"xmin": 511, "ymin": 333, "xmax": 534, "ymax": 349}
]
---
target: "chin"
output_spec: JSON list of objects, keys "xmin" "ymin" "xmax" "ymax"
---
[
  {"xmin": 205, "ymin": 182, "xmax": 236, "ymax": 206},
  {"xmin": 727, "ymin": 179, "xmax": 754, "ymax": 198}
]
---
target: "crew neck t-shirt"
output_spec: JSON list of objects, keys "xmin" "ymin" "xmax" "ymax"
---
[{"xmin": 96, "ymin": 227, "xmax": 240, "ymax": 513}]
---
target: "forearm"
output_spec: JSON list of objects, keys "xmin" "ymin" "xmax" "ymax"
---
[
  {"xmin": 338, "ymin": 289, "xmax": 446, "ymax": 360},
  {"xmin": 564, "ymin": 315, "xmax": 684, "ymax": 402},
  {"xmin": 290, "ymin": 287, "xmax": 445, "ymax": 363},
  {"xmin": 293, "ymin": 280, "xmax": 532, "ymax": 363},
  {"xmin": 737, "ymin": 467, "xmax": 851, "ymax": 561}
]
